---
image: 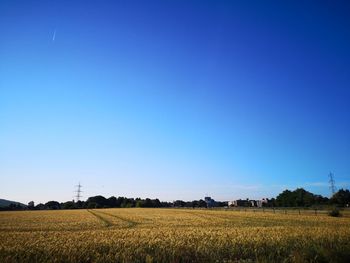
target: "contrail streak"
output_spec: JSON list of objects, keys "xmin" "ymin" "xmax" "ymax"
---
[{"xmin": 52, "ymin": 29, "xmax": 56, "ymax": 42}]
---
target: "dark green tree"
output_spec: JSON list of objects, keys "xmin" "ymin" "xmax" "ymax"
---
[
  {"xmin": 331, "ymin": 189, "xmax": 350, "ymax": 206},
  {"xmin": 61, "ymin": 201, "xmax": 75, "ymax": 209},
  {"xmin": 87, "ymin": 196, "xmax": 109, "ymax": 208},
  {"xmin": 45, "ymin": 201, "xmax": 61, "ymax": 210}
]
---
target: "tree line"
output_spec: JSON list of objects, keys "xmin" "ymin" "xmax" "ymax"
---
[
  {"xmin": 274, "ymin": 188, "xmax": 349, "ymax": 207},
  {"xmin": 1, "ymin": 188, "xmax": 349, "ymax": 211},
  {"xmin": 25, "ymin": 196, "xmax": 228, "ymax": 210}
]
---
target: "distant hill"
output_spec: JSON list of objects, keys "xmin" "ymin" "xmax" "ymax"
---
[{"xmin": 0, "ymin": 199, "xmax": 26, "ymax": 207}]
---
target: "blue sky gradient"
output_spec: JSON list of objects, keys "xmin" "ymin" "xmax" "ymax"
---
[{"xmin": 1, "ymin": 0, "xmax": 350, "ymax": 203}]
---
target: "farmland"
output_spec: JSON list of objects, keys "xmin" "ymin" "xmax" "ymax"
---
[{"xmin": 1, "ymin": 208, "xmax": 350, "ymax": 262}]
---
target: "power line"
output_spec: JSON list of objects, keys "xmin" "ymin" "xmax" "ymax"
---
[
  {"xmin": 75, "ymin": 182, "xmax": 83, "ymax": 202},
  {"xmin": 328, "ymin": 172, "xmax": 336, "ymax": 196}
]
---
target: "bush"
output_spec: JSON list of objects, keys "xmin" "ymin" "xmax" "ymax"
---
[{"xmin": 329, "ymin": 209, "xmax": 342, "ymax": 217}]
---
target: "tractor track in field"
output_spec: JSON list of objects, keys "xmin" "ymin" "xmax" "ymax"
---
[
  {"xmin": 88, "ymin": 209, "xmax": 139, "ymax": 228},
  {"xmin": 87, "ymin": 209, "xmax": 113, "ymax": 227},
  {"xmin": 95, "ymin": 210, "xmax": 139, "ymax": 228}
]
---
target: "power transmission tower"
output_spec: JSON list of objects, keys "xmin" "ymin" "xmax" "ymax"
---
[
  {"xmin": 328, "ymin": 172, "xmax": 336, "ymax": 196},
  {"xmin": 75, "ymin": 182, "xmax": 83, "ymax": 202}
]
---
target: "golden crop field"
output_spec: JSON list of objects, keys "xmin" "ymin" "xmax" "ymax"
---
[{"xmin": 1, "ymin": 208, "xmax": 350, "ymax": 262}]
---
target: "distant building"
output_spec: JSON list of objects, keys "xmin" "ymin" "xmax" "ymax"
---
[
  {"xmin": 228, "ymin": 198, "xmax": 268, "ymax": 208},
  {"xmin": 204, "ymin": 196, "xmax": 216, "ymax": 208},
  {"xmin": 256, "ymin": 198, "xmax": 268, "ymax": 208},
  {"xmin": 228, "ymin": 199, "xmax": 250, "ymax": 207}
]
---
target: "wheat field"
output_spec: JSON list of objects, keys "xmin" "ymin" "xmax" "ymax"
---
[{"xmin": 1, "ymin": 208, "xmax": 349, "ymax": 262}]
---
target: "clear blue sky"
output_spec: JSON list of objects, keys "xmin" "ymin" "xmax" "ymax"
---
[{"xmin": 1, "ymin": 0, "xmax": 350, "ymax": 204}]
